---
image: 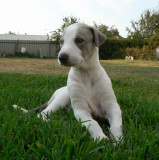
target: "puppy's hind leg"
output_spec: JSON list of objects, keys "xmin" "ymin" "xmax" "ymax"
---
[
  {"xmin": 38, "ymin": 87, "xmax": 70, "ymax": 121},
  {"xmin": 13, "ymin": 87, "xmax": 70, "ymax": 121}
]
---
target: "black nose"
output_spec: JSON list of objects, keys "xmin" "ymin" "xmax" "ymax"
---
[{"xmin": 59, "ymin": 54, "xmax": 69, "ymax": 64}]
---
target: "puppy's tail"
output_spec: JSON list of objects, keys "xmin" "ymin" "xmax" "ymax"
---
[
  {"xmin": 13, "ymin": 103, "xmax": 48, "ymax": 115},
  {"xmin": 13, "ymin": 105, "xmax": 28, "ymax": 114}
]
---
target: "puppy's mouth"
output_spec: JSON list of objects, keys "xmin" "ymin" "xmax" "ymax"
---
[
  {"xmin": 58, "ymin": 58, "xmax": 74, "ymax": 67},
  {"xmin": 58, "ymin": 53, "xmax": 84, "ymax": 67},
  {"xmin": 59, "ymin": 61, "xmax": 72, "ymax": 67},
  {"xmin": 58, "ymin": 58, "xmax": 83, "ymax": 67}
]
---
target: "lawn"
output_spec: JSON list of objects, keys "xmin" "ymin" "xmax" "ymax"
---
[{"xmin": 0, "ymin": 58, "xmax": 159, "ymax": 159}]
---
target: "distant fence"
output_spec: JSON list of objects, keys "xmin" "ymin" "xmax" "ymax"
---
[{"xmin": 0, "ymin": 40, "xmax": 59, "ymax": 58}]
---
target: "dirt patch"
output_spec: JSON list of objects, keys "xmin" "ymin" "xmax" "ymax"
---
[
  {"xmin": 0, "ymin": 58, "xmax": 70, "ymax": 75},
  {"xmin": 100, "ymin": 60, "xmax": 159, "ymax": 67},
  {"xmin": 0, "ymin": 58, "xmax": 158, "ymax": 76}
]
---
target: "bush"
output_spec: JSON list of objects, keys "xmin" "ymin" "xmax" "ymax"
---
[
  {"xmin": 15, "ymin": 52, "xmax": 39, "ymax": 58},
  {"xmin": 125, "ymin": 46, "xmax": 156, "ymax": 60},
  {"xmin": 126, "ymin": 47, "xmax": 143, "ymax": 60},
  {"xmin": 99, "ymin": 39, "xmax": 145, "ymax": 59}
]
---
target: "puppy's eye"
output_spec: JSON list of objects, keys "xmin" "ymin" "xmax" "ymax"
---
[
  {"xmin": 60, "ymin": 39, "xmax": 64, "ymax": 45},
  {"xmin": 75, "ymin": 38, "xmax": 84, "ymax": 44}
]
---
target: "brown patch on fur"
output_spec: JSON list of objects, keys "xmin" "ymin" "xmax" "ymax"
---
[
  {"xmin": 31, "ymin": 102, "xmax": 48, "ymax": 113},
  {"xmin": 75, "ymin": 24, "xmax": 96, "ymax": 59}
]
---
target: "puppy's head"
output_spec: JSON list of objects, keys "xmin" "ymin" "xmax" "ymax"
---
[{"xmin": 58, "ymin": 23, "xmax": 105, "ymax": 66}]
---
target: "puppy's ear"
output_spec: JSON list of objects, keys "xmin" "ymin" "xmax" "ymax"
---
[{"xmin": 89, "ymin": 27, "xmax": 106, "ymax": 47}]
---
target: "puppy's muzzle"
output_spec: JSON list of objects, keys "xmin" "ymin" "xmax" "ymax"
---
[{"xmin": 59, "ymin": 54, "xmax": 69, "ymax": 65}]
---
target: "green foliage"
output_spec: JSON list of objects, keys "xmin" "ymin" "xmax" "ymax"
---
[
  {"xmin": 124, "ymin": 6, "xmax": 159, "ymax": 60},
  {"xmin": 99, "ymin": 39, "xmax": 124, "ymax": 59},
  {"xmin": 50, "ymin": 16, "xmax": 81, "ymax": 43},
  {"xmin": 124, "ymin": 33, "xmax": 159, "ymax": 60},
  {"xmin": 148, "ymin": 33, "xmax": 159, "ymax": 49},
  {"xmin": 126, "ymin": 47, "xmax": 143, "ymax": 59},
  {"xmin": 126, "ymin": 8, "xmax": 159, "ymax": 41},
  {"xmin": 6, "ymin": 31, "xmax": 16, "ymax": 35},
  {"xmin": 15, "ymin": 52, "xmax": 39, "ymax": 58},
  {"xmin": 125, "ymin": 45, "xmax": 156, "ymax": 60},
  {"xmin": 93, "ymin": 22, "xmax": 120, "ymax": 39},
  {"xmin": 99, "ymin": 39, "xmax": 145, "ymax": 59}
]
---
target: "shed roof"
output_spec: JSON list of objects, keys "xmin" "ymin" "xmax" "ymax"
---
[{"xmin": 0, "ymin": 34, "xmax": 48, "ymax": 41}]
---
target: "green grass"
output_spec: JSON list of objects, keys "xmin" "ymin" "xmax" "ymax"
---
[{"xmin": 0, "ymin": 58, "xmax": 159, "ymax": 159}]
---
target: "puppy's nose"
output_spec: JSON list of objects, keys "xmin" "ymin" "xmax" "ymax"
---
[{"xmin": 59, "ymin": 54, "xmax": 69, "ymax": 64}]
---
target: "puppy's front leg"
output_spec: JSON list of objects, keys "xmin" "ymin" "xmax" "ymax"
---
[
  {"xmin": 106, "ymin": 104, "xmax": 123, "ymax": 143},
  {"xmin": 74, "ymin": 108, "xmax": 108, "ymax": 141}
]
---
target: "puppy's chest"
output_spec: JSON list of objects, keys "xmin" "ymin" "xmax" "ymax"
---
[{"xmin": 83, "ymin": 82, "xmax": 103, "ymax": 117}]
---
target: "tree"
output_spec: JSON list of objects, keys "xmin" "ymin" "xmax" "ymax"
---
[
  {"xmin": 93, "ymin": 22, "xmax": 120, "ymax": 39},
  {"xmin": 50, "ymin": 16, "xmax": 81, "ymax": 42},
  {"xmin": 148, "ymin": 33, "xmax": 159, "ymax": 49},
  {"xmin": 126, "ymin": 8, "xmax": 159, "ymax": 41},
  {"xmin": 6, "ymin": 31, "xmax": 16, "ymax": 35}
]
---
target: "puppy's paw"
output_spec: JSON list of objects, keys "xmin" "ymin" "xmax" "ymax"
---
[
  {"xmin": 111, "ymin": 135, "xmax": 123, "ymax": 147},
  {"xmin": 94, "ymin": 133, "xmax": 109, "ymax": 142},
  {"xmin": 37, "ymin": 112, "xmax": 50, "ymax": 122}
]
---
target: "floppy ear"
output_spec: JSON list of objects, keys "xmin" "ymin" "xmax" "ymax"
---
[{"xmin": 89, "ymin": 27, "xmax": 106, "ymax": 47}]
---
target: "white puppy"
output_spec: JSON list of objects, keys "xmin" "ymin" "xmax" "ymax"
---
[{"xmin": 13, "ymin": 23, "xmax": 123, "ymax": 143}]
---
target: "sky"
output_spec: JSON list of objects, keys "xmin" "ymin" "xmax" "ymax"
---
[{"xmin": 0, "ymin": 0, "xmax": 158, "ymax": 38}]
